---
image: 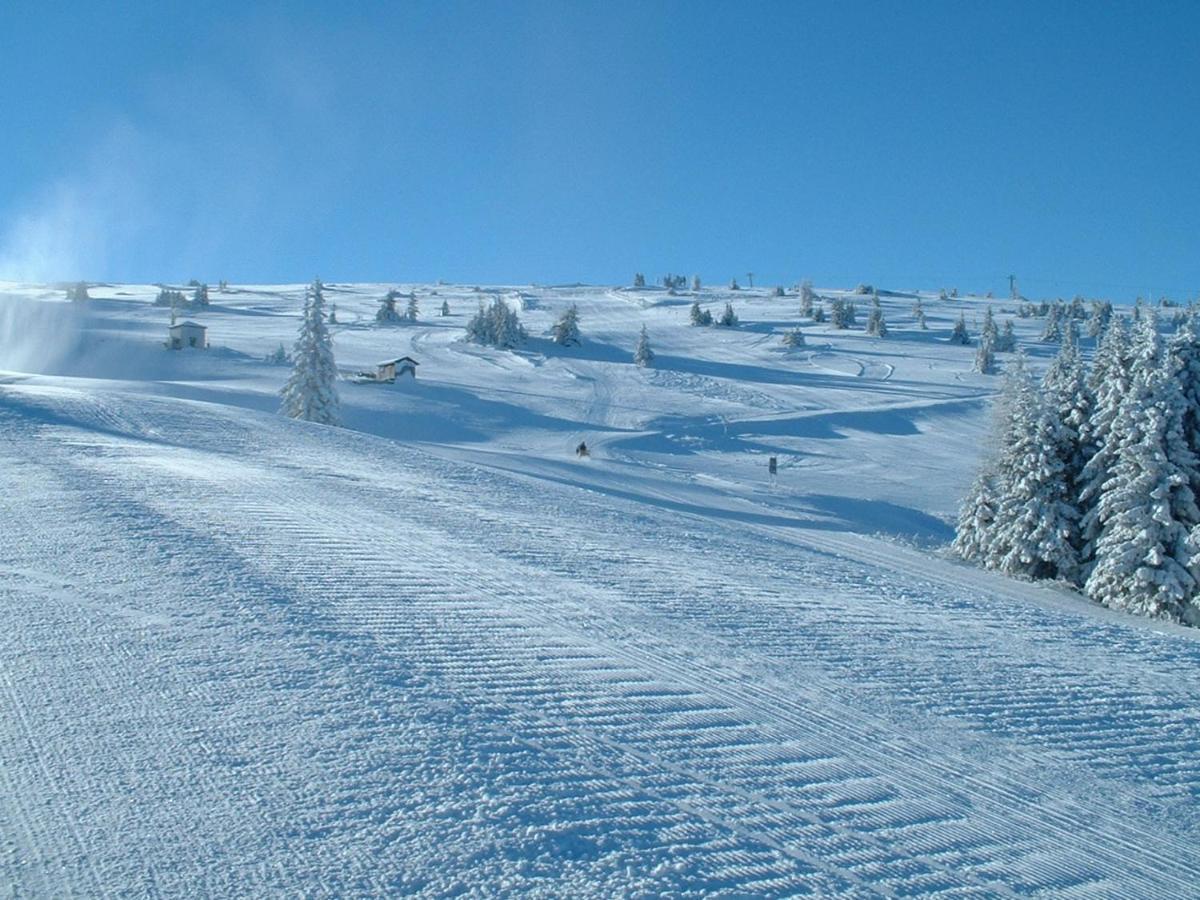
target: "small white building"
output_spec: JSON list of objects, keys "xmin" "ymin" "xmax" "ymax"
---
[
  {"xmin": 376, "ymin": 356, "xmax": 418, "ymax": 381},
  {"xmin": 168, "ymin": 321, "xmax": 207, "ymax": 350}
]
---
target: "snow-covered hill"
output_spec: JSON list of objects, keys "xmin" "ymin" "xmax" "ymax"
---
[{"xmin": 2, "ymin": 281, "xmax": 1199, "ymax": 896}]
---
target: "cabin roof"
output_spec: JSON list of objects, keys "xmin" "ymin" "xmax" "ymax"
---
[
  {"xmin": 377, "ymin": 356, "xmax": 418, "ymax": 366},
  {"xmin": 170, "ymin": 320, "xmax": 206, "ymax": 330}
]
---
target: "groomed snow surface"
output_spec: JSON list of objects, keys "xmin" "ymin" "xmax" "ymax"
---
[{"xmin": 2, "ymin": 282, "xmax": 1199, "ymax": 897}]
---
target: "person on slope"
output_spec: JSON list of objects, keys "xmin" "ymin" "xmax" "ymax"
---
[{"xmin": 575, "ymin": 441, "xmax": 589, "ymax": 458}]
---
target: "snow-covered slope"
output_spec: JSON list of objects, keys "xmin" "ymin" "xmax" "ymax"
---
[{"xmin": 2, "ymin": 282, "xmax": 1199, "ymax": 896}]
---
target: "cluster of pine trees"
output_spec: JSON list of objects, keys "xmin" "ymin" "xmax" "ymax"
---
[
  {"xmin": 955, "ymin": 312, "xmax": 1200, "ymax": 626},
  {"xmin": 465, "ymin": 297, "xmax": 527, "ymax": 348}
]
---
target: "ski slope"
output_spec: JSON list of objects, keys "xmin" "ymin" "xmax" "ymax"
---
[{"xmin": 2, "ymin": 282, "xmax": 1199, "ymax": 896}]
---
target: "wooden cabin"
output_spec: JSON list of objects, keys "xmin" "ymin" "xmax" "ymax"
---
[{"xmin": 376, "ymin": 357, "xmax": 418, "ymax": 381}]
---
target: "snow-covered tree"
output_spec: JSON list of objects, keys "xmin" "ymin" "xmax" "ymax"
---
[
  {"xmin": 954, "ymin": 466, "xmax": 1002, "ymax": 563},
  {"xmin": 633, "ymin": 324, "xmax": 654, "ymax": 366},
  {"xmin": 691, "ymin": 275, "xmax": 701, "ymax": 292},
  {"xmin": 812, "ymin": 302, "xmax": 827, "ymax": 323},
  {"xmin": 717, "ymin": 301, "xmax": 739, "ymax": 327},
  {"xmin": 949, "ymin": 312, "xmax": 970, "ymax": 345},
  {"xmin": 405, "ymin": 293, "xmax": 419, "ymax": 322},
  {"xmin": 192, "ymin": 283, "xmax": 210, "ymax": 307},
  {"xmin": 1085, "ymin": 318, "xmax": 1199, "ymax": 621},
  {"xmin": 1078, "ymin": 316, "xmax": 1133, "ymax": 560},
  {"xmin": 465, "ymin": 296, "xmax": 527, "ymax": 349},
  {"xmin": 830, "ymin": 298, "xmax": 856, "ymax": 329},
  {"xmin": 266, "ymin": 343, "xmax": 290, "ymax": 365},
  {"xmin": 1086, "ymin": 300, "xmax": 1113, "ymax": 339},
  {"xmin": 911, "ymin": 297, "xmax": 927, "ymax": 329},
  {"xmin": 440, "ymin": 299, "xmax": 450, "ymax": 317},
  {"xmin": 994, "ymin": 319, "xmax": 1017, "ymax": 352},
  {"xmin": 981, "ymin": 306, "xmax": 997, "ymax": 345},
  {"xmin": 376, "ymin": 289, "xmax": 403, "ymax": 324},
  {"xmin": 985, "ymin": 358, "xmax": 1080, "ymax": 582},
  {"xmin": 633, "ymin": 273, "xmax": 645, "ymax": 287},
  {"xmin": 865, "ymin": 298, "xmax": 888, "ymax": 337},
  {"xmin": 552, "ymin": 304, "xmax": 582, "ymax": 345},
  {"xmin": 800, "ymin": 280, "xmax": 816, "ymax": 317},
  {"xmin": 154, "ymin": 288, "xmax": 186, "ymax": 308},
  {"xmin": 974, "ymin": 333, "xmax": 996, "ymax": 374},
  {"xmin": 729, "ymin": 278, "xmax": 740, "ymax": 291},
  {"xmin": 67, "ymin": 282, "xmax": 90, "ymax": 302},
  {"xmin": 689, "ymin": 299, "xmax": 713, "ymax": 326},
  {"xmin": 1039, "ymin": 303, "xmax": 1064, "ymax": 342},
  {"xmin": 280, "ymin": 279, "xmax": 340, "ymax": 426},
  {"xmin": 782, "ymin": 326, "xmax": 806, "ymax": 348},
  {"xmin": 328, "ymin": 303, "xmax": 338, "ymax": 324}
]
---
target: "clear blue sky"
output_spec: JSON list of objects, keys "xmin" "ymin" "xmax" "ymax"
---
[{"xmin": 1, "ymin": 1, "xmax": 1196, "ymax": 298}]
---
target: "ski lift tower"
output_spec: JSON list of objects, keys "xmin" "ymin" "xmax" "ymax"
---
[
  {"xmin": 746, "ymin": 272, "xmax": 754, "ymax": 288},
  {"xmin": 1008, "ymin": 274, "xmax": 1018, "ymax": 300}
]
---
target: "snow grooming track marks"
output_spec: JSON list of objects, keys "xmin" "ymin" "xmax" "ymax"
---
[{"xmin": 4, "ymin": 386, "xmax": 1200, "ymax": 896}]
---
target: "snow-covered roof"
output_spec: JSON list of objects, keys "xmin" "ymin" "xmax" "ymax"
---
[
  {"xmin": 378, "ymin": 356, "xmax": 418, "ymax": 366},
  {"xmin": 170, "ymin": 321, "xmax": 206, "ymax": 330}
]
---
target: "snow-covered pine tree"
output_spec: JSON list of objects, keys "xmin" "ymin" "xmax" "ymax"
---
[
  {"xmin": 985, "ymin": 358, "xmax": 1080, "ymax": 582},
  {"xmin": 192, "ymin": 283, "xmax": 209, "ymax": 307},
  {"xmin": 800, "ymin": 280, "xmax": 815, "ymax": 317},
  {"xmin": 949, "ymin": 312, "xmax": 971, "ymax": 345},
  {"xmin": 865, "ymin": 298, "xmax": 888, "ymax": 337},
  {"xmin": 1078, "ymin": 316, "xmax": 1133, "ymax": 562},
  {"xmin": 981, "ymin": 306, "xmax": 997, "ymax": 345},
  {"xmin": 376, "ymin": 290, "xmax": 403, "ymax": 324},
  {"xmin": 717, "ymin": 301, "xmax": 738, "ymax": 327},
  {"xmin": 954, "ymin": 467, "xmax": 1002, "ymax": 563},
  {"xmin": 782, "ymin": 326, "xmax": 806, "ymax": 348},
  {"xmin": 634, "ymin": 273, "xmax": 645, "ymax": 287},
  {"xmin": 280, "ymin": 279, "xmax": 340, "ymax": 426},
  {"xmin": 1085, "ymin": 315, "xmax": 1200, "ymax": 621},
  {"xmin": 490, "ymin": 297, "xmax": 526, "ymax": 348},
  {"xmin": 911, "ymin": 297, "xmax": 927, "ymax": 329},
  {"xmin": 994, "ymin": 319, "xmax": 1016, "ymax": 352},
  {"xmin": 633, "ymin": 324, "xmax": 654, "ymax": 366},
  {"xmin": 328, "ymin": 303, "xmax": 338, "ymax": 324},
  {"xmin": 440, "ymin": 299, "xmax": 450, "ymax": 317},
  {"xmin": 1086, "ymin": 300, "xmax": 1113, "ymax": 339},
  {"xmin": 1170, "ymin": 313, "xmax": 1200, "ymax": 501},
  {"xmin": 1040, "ymin": 332, "xmax": 1092, "ymax": 575},
  {"xmin": 67, "ymin": 282, "xmax": 90, "ymax": 302},
  {"xmin": 689, "ymin": 299, "xmax": 712, "ymax": 326},
  {"xmin": 405, "ymin": 293, "xmax": 419, "ymax": 322},
  {"xmin": 729, "ymin": 278, "xmax": 740, "ymax": 290},
  {"xmin": 552, "ymin": 304, "xmax": 582, "ymax": 345},
  {"xmin": 465, "ymin": 301, "xmax": 490, "ymax": 343},
  {"xmin": 812, "ymin": 302, "xmax": 827, "ymax": 323},
  {"xmin": 974, "ymin": 333, "xmax": 996, "ymax": 374},
  {"xmin": 691, "ymin": 275, "xmax": 701, "ymax": 292},
  {"xmin": 1039, "ymin": 303, "xmax": 1063, "ymax": 342}
]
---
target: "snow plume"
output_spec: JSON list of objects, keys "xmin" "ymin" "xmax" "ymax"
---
[
  {"xmin": 0, "ymin": 290, "xmax": 86, "ymax": 374},
  {"xmin": 0, "ymin": 124, "xmax": 152, "ymax": 284}
]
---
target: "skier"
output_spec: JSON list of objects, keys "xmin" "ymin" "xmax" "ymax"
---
[{"xmin": 576, "ymin": 441, "xmax": 589, "ymax": 458}]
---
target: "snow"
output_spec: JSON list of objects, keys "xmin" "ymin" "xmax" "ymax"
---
[{"xmin": 2, "ymin": 282, "xmax": 1200, "ymax": 895}]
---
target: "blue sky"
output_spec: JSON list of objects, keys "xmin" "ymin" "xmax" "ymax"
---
[{"xmin": 0, "ymin": 1, "xmax": 1196, "ymax": 298}]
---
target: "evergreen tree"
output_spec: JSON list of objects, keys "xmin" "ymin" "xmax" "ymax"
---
[
  {"xmin": 465, "ymin": 301, "xmax": 490, "ymax": 343},
  {"xmin": 328, "ymin": 303, "xmax": 338, "ymax": 324},
  {"xmin": 633, "ymin": 273, "xmax": 645, "ymax": 287},
  {"xmin": 192, "ymin": 283, "xmax": 210, "ymax": 307},
  {"xmin": 1079, "ymin": 317, "xmax": 1134, "ymax": 561},
  {"xmin": 911, "ymin": 297, "xmax": 927, "ymax": 329},
  {"xmin": 986, "ymin": 359, "xmax": 1080, "ymax": 581},
  {"xmin": 1086, "ymin": 300, "xmax": 1113, "ymax": 339},
  {"xmin": 782, "ymin": 326, "xmax": 806, "ymax": 348},
  {"xmin": 1040, "ymin": 303, "xmax": 1063, "ymax": 342},
  {"xmin": 994, "ymin": 319, "xmax": 1017, "ymax": 352},
  {"xmin": 440, "ymin": 299, "xmax": 451, "ymax": 317},
  {"xmin": 800, "ymin": 280, "xmax": 815, "ymax": 317},
  {"xmin": 689, "ymin": 299, "xmax": 712, "ymax": 326},
  {"xmin": 717, "ymin": 301, "xmax": 739, "ymax": 327},
  {"xmin": 280, "ymin": 279, "xmax": 340, "ymax": 426},
  {"xmin": 981, "ymin": 306, "xmax": 998, "ymax": 345},
  {"xmin": 552, "ymin": 304, "xmax": 582, "ymax": 345},
  {"xmin": 1170, "ymin": 314, "xmax": 1200, "ymax": 500},
  {"xmin": 67, "ymin": 282, "xmax": 90, "ymax": 302},
  {"xmin": 633, "ymin": 324, "xmax": 654, "ymax": 366},
  {"xmin": 729, "ymin": 278, "xmax": 740, "ymax": 290},
  {"xmin": 812, "ymin": 302, "xmax": 827, "ymax": 323},
  {"xmin": 376, "ymin": 289, "xmax": 403, "ymax": 324},
  {"xmin": 974, "ymin": 333, "xmax": 996, "ymax": 374},
  {"xmin": 1085, "ymin": 317, "xmax": 1199, "ymax": 621},
  {"xmin": 954, "ymin": 467, "xmax": 1002, "ymax": 563},
  {"xmin": 865, "ymin": 298, "xmax": 888, "ymax": 337},
  {"xmin": 691, "ymin": 274, "xmax": 701, "ymax": 292},
  {"xmin": 489, "ymin": 297, "xmax": 526, "ymax": 348},
  {"xmin": 405, "ymin": 293, "xmax": 419, "ymax": 322},
  {"xmin": 949, "ymin": 312, "xmax": 971, "ymax": 345}
]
